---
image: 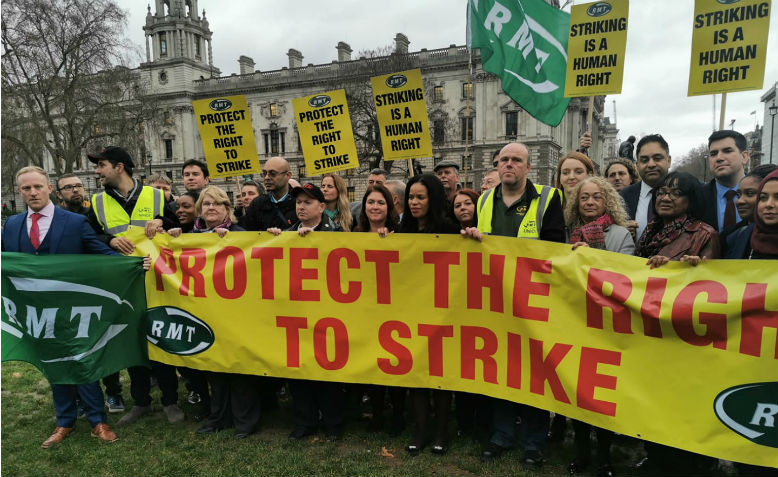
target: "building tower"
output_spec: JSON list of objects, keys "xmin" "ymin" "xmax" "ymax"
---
[{"xmin": 141, "ymin": 0, "xmax": 219, "ymax": 94}]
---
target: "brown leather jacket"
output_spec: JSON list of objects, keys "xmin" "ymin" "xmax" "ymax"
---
[{"xmin": 655, "ymin": 220, "xmax": 721, "ymax": 260}]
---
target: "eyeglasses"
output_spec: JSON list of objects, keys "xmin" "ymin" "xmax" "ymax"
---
[
  {"xmin": 261, "ymin": 169, "xmax": 288, "ymax": 177},
  {"xmin": 201, "ymin": 201, "xmax": 226, "ymax": 208},
  {"xmin": 656, "ymin": 188, "xmax": 685, "ymax": 198},
  {"xmin": 59, "ymin": 184, "xmax": 84, "ymax": 191}
]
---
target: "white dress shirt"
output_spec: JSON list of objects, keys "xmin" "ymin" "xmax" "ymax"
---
[
  {"xmin": 26, "ymin": 201, "xmax": 56, "ymax": 244},
  {"xmin": 635, "ymin": 181, "xmax": 653, "ymax": 240}
]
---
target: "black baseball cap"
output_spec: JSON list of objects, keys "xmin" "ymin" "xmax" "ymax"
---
[
  {"xmin": 87, "ymin": 146, "xmax": 134, "ymax": 168},
  {"xmin": 290, "ymin": 183, "xmax": 325, "ymax": 202}
]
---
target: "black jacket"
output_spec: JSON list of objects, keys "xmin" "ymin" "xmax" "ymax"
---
[
  {"xmin": 699, "ymin": 179, "xmax": 721, "ymax": 231},
  {"xmin": 239, "ymin": 193, "xmax": 297, "ymax": 231},
  {"xmin": 620, "ymin": 181, "xmax": 641, "ymax": 221},
  {"xmin": 286, "ymin": 214, "xmax": 341, "ymax": 232}
]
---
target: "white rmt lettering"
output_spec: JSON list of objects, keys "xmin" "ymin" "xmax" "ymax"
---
[
  {"xmin": 166, "ymin": 323, "xmax": 183, "ymax": 341},
  {"xmin": 185, "ymin": 325, "xmax": 196, "ymax": 343},
  {"xmin": 2, "ymin": 296, "xmax": 22, "ymax": 328},
  {"xmin": 26, "ymin": 305, "xmax": 57, "ymax": 339},
  {"xmin": 151, "ymin": 320, "xmax": 165, "ymax": 337},
  {"xmin": 70, "ymin": 306, "xmax": 102, "ymax": 338},
  {"xmin": 484, "ymin": 1, "xmax": 511, "ymax": 36},
  {"xmin": 750, "ymin": 403, "xmax": 778, "ymax": 427},
  {"xmin": 506, "ymin": 20, "xmax": 534, "ymax": 59}
]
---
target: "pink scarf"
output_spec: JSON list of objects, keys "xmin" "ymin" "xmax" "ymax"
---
[{"xmin": 569, "ymin": 214, "xmax": 612, "ymax": 250}]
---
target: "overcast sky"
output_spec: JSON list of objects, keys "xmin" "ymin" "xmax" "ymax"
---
[{"xmin": 119, "ymin": 0, "xmax": 777, "ymax": 161}]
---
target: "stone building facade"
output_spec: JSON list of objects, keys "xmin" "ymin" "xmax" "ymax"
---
[{"xmin": 8, "ymin": 0, "xmax": 619, "ymax": 208}]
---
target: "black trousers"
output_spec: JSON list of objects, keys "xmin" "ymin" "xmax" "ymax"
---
[
  {"xmin": 204, "ymin": 372, "xmax": 262, "ymax": 434},
  {"xmin": 410, "ymin": 388, "xmax": 451, "ymax": 445},
  {"xmin": 289, "ymin": 379, "xmax": 345, "ymax": 433},
  {"xmin": 101, "ymin": 372, "xmax": 122, "ymax": 396},
  {"xmin": 178, "ymin": 367, "xmax": 211, "ymax": 408},
  {"xmin": 455, "ymin": 391, "xmax": 491, "ymax": 439},
  {"xmin": 572, "ymin": 419, "xmax": 613, "ymax": 466},
  {"xmin": 368, "ymin": 385, "xmax": 406, "ymax": 427},
  {"xmin": 128, "ymin": 361, "xmax": 179, "ymax": 407}
]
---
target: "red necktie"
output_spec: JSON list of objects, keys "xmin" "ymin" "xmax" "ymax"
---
[
  {"xmin": 30, "ymin": 212, "xmax": 42, "ymax": 250},
  {"xmin": 723, "ymin": 189, "xmax": 737, "ymax": 230}
]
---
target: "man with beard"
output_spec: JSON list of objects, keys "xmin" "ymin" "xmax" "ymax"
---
[
  {"xmin": 239, "ymin": 156, "xmax": 297, "ymax": 230},
  {"xmin": 55, "ymin": 174, "xmax": 89, "ymax": 215},
  {"xmin": 86, "ymin": 146, "xmax": 183, "ymax": 427},
  {"xmin": 56, "ymin": 172, "xmax": 127, "ymax": 413}
]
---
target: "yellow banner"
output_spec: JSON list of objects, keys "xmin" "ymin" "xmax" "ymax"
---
[
  {"xmin": 292, "ymin": 89, "xmax": 359, "ymax": 176},
  {"xmin": 192, "ymin": 95, "xmax": 260, "ymax": 178},
  {"xmin": 127, "ymin": 228, "xmax": 778, "ymax": 468},
  {"xmin": 371, "ymin": 69, "xmax": 433, "ymax": 161},
  {"xmin": 565, "ymin": 0, "xmax": 630, "ymax": 97},
  {"xmin": 688, "ymin": 0, "xmax": 771, "ymax": 96}
]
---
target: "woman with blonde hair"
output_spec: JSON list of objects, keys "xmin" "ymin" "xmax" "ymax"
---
[
  {"xmin": 167, "ymin": 186, "xmax": 263, "ymax": 439},
  {"xmin": 555, "ymin": 151, "xmax": 595, "ymax": 202},
  {"xmin": 320, "ymin": 173, "xmax": 353, "ymax": 232},
  {"xmin": 564, "ymin": 176, "xmax": 634, "ymax": 477},
  {"xmin": 192, "ymin": 185, "xmax": 239, "ymax": 234}
]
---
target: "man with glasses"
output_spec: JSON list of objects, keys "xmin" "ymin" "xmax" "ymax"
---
[
  {"xmin": 56, "ymin": 173, "xmax": 129, "ymax": 415},
  {"xmin": 240, "ymin": 156, "xmax": 297, "ymax": 231},
  {"xmin": 56, "ymin": 174, "xmax": 89, "ymax": 215}
]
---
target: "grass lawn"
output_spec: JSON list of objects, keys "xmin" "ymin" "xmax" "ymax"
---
[{"xmin": 1, "ymin": 361, "xmax": 737, "ymax": 476}]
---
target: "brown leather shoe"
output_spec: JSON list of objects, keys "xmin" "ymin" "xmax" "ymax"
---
[
  {"xmin": 91, "ymin": 423, "xmax": 118, "ymax": 443},
  {"xmin": 41, "ymin": 427, "xmax": 74, "ymax": 449}
]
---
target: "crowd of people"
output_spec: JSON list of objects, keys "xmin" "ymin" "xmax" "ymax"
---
[{"xmin": 3, "ymin": 128, "xmax": 777, "ymax": 477}]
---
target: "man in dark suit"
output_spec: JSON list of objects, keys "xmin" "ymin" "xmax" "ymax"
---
[
  {"xmin": 1, "ymin": 166, "xmax": 120, "ymax": 449},
  {"xmin": 700, "ymin": 130, "xmax": 749, "ymax": 232},
  {"xmin": 619, "ymin": 134, "xmax": 672, "ymax": 240}
]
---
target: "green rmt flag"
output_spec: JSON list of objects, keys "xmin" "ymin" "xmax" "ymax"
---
[
  {"xmin": 1, "ymin": 253, "xmax": 150, "ymax": 384},
  {"xmin": 468, "ymin": 0, "xmax": 571, "ymax": 127}
]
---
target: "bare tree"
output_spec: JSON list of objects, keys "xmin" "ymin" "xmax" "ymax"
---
[
  {"xmin": 673, "ymin": 143, "xmax": 710, "ymax": 182},
  {"xmin": 1, "ymin": 0, "xmax": 155, "ymax": 179}
]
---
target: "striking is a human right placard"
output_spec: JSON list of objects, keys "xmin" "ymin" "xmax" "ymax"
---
[
  {"xmin": 688, "ymin": 0, "xmax": 771, "ymax": 96},
  {"xmin": 565, "ymin": 0, "xmax": 630, "ymax": 97},
  {"xmin": 371, "ymin": 69, "xmax": 433, "ymax": 161}
]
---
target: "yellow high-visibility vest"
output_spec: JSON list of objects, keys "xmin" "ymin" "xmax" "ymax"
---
[
  {"xmin": 476, "ymin": 183, "xmax": 558, "ymax": 239},
  {"xmin": 91, "ymin": 186, "xmax": 163, "ymax": 237}
]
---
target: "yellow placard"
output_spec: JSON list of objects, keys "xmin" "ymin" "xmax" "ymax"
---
[
  {"xmin": 129, "ymin": 227, "xmax": 778, "ymax": 468},
  {"xmin": 565, "ymin": 0, "xmax": 630, "ymax": 97},
  {"xmin": 688, "ymin": 0, "xmax": 772, "ymax": 96},
  {"xmin": 192, "ymin": 95, "xmax": 260, "ymax": 178},
  {"xmin": 371, "ymin": 69, "xmax": 433, "ymax": 161},
  {"xmin": 292, "ymin": 89, "xmax": 359, "ymax": 176}
]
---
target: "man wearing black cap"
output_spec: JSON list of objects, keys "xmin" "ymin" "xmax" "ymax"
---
[
  {"xmin": 86, "ymin": 145, "xmax": 183, "ymax": 427},
  {"xmin": 268, "ymin": 183, "xmax": 340, "ymax": 235},
  {"xmin": 267, "ymin": 182, "xmax": 344, "ymax": 440},
  {"xmin": 434, "ymin": 160, "xmax": 461, "ymax": 202}
]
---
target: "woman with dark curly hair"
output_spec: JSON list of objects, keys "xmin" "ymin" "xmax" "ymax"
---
[{"xmin": 399, "ymin": 174, "xmax": 459, "ymax": 456}]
